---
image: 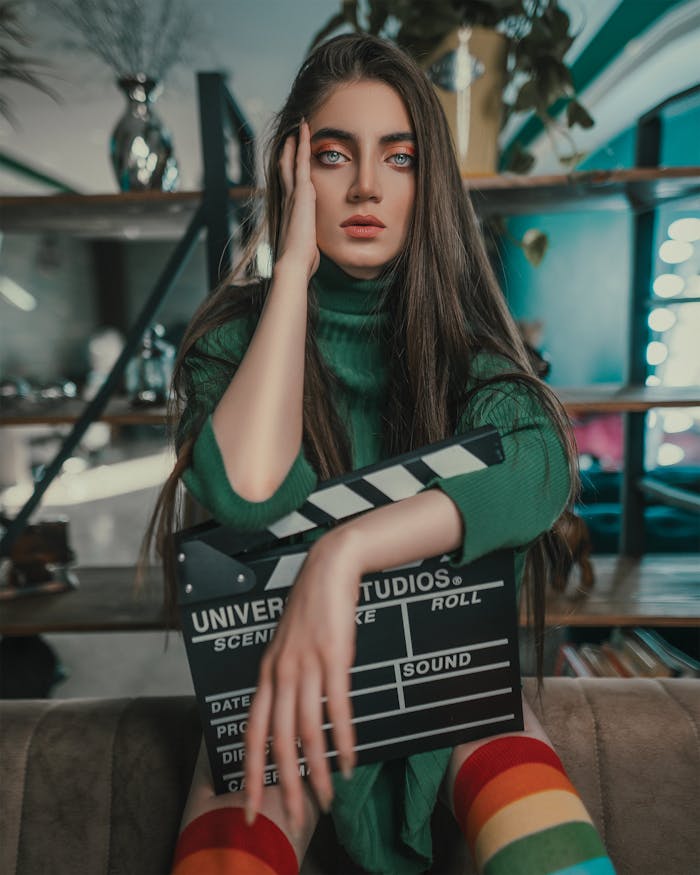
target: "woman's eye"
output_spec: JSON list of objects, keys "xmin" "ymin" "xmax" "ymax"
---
[
  {"xmin": 389, "ymin": 152, "xmax": 415, "ymax": 168},
  {"xmin": 317, "ymin": 149, "xmax": 347, "ymax": 165}
]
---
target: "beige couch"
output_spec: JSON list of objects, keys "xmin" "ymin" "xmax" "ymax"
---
[{"xmin": 1, "ymin": 678, "xmax": 698, "ymax": 875}]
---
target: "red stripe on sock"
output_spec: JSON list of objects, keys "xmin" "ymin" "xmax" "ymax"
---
[
  {"xmin": 172, "ymin": 807, "xmax": 298, "ymax": 875},
  {"xmin": 453, "ymin": 736, "xmax": 567, "ymax": 816}
]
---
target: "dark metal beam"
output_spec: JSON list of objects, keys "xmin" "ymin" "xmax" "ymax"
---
[
  {"xmin": 198, "ymin": 73, "xmax": 233, "ymax": 292},
  {"xmin": 0, "ymin": 204, "xmax": 206, "ymax": 556},
  {"xmin": 620, "ymin": 91, "xmax": 664, "ymax": 556}
]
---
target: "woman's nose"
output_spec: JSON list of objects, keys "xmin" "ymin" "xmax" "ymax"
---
[{"xmin": 348, "ymin": 157, "xmax": 381, "ymax": 202}]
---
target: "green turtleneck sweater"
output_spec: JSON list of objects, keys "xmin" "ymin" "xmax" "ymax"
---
[{"xmin": 181, "ymin": 253, "xmax": 570, "ymax": 875}]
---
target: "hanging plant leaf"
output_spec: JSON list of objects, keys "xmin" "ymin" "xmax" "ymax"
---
[
  {"xmin": 566, "ymin": 98, "xmax": 594, "ymax": 129},
  {"xmin": 367, "ymin": 0, "xmax": 391, "ymax": 35},
  {"xmin": 500, "ymin": 101, "xmax": 514, "ymax": 130},
  {"xmin": 558, "ymin": 151, "xmax": 588, "ymax": 171},
  {"xmin": 455, "ymin": 0, "xmax": 511, "ymax": 29},
  {"xmin": 524, "ymin": 19, "xmax": 551, "ymax": 50},
  {"xmin": 505, "ymin": 141, "xmax": 536, "ymax": 174},
  {"xmin": 535, "ymin": 57, "xmax": 573, "ymax": 105},
  {"xmin": 514, "ymin": 79, "xmax": 540, "ymax": 112},
  {"xmin": 394, "ymin": 0, "xmax": 461, "ymax": 53},
  {"xmin": 548, "ymin": 6, "xmax": 571, "ymax": 39},
  {"xmin": 521, "ymin": 228, "xmax": 548, "ymax": 266}
]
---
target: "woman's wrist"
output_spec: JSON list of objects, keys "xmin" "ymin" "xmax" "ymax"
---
[
  {"xmin": 312, "ymin": 491, "xmax": 465, "ymax": 579},
  {"xmin": 309, "ymin": 526, "xmax": 365, "ymax": 589},
  {"xmin": 273, "ymin": 255, "xmax": 314, "ymax": 287}
]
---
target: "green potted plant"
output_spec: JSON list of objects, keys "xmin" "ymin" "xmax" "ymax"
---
[{"xmin": 310, "ymin": 0, "xmax": 593, "ymax": 175}]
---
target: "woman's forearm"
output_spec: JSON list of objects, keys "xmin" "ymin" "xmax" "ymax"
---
[
  {"xmin": 211, "ymin": 258, "xmax": 309, "ymax": 502},
  {"xmin": 322, "ymin": 488, "xmax": 464, "ymax": 576}
]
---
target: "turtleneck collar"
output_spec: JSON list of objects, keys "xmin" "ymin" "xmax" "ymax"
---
[{"xmin": 311, "ymin": 251, "xmax": 393, "ymax": 315}]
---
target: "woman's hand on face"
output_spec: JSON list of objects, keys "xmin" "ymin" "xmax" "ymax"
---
[
  {"xmin": 244, "ymin": 529, "xmax": 360, "ymax": 832},
  {"xmin": 277, "ymin": 119, "xmax": 320, "ymax": 282}
]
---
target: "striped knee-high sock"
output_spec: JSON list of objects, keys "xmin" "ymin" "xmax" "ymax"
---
[
  {"xmin": 171, "ymin": 807, "xmax": 299, "ymax": 874},
  {"xmin": 453, "ymin": 736, "xmax": 616, "ymax": 875}
]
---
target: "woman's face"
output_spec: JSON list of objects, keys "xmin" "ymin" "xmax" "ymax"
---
[{"xmin": 308, "ymin": 79, "xmax": 417, "ymax": 280}]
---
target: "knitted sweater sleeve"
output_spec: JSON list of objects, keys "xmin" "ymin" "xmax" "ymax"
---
[
  {"xmin": 426, "ymin": 357, "xmax": 571, "ymax": 567},
  {"xmin": 179, "ymin": 319, "xmax": 318, "ymax": 530}
]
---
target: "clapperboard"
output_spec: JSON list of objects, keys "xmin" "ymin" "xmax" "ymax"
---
[{"xmin": 176, "ymin": 425, "xmax": 523, "ymax": 795}]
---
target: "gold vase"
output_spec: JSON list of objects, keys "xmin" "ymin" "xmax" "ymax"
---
[{"xmin": 422, "ymin": 26, "xmax": 507, "ymax": 177}]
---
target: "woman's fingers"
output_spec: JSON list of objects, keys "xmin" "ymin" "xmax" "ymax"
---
[
  {"xmin": 324, "ymin": 658, "xmax": 356, "ymax": 779},
  {"xmin": 279, "ymin": 131, "xmax": 295, "ymax": 196},
  {"xmin": 298, "ymin": 663, "xmax": 333, "ymax": 811},
  {"xmin": 271, "ymin": 666, "xmax": 306, "ymax": 831},
  {"xmin": 279, "ymin": 119, "xmax": 309, "ymax": 197},
  {"xmin": 244, "ymin": 670, "xmax": 273, "ymax": 822},
  {"xmin": 243, "ymin": 540, "xmax": 362, "ymax": 828},
  {"xmin": 295, "ymin": 119, "xmax": 311, "ymax": 183}
]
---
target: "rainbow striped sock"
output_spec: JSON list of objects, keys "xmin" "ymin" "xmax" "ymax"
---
[
  {"xmin": 171, "ymin": 807, "xmax": 299, "ymax": 874},
  {"xmin": 453, "ymin": 736, "xmax": 616, "ymax": 875}
]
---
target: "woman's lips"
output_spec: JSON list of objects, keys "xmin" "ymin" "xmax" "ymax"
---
[
  {"xmin": 342, "ymin": 225, "xmax": 384, "ymax": 238},
  {"xmin": 340, "ymin": 214, "xmax": 385, "ymax": 238}
]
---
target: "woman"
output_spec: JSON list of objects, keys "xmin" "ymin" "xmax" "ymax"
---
[{"xmin": 153, "ymin": 32, "xmax": 615, "ymax": 875}]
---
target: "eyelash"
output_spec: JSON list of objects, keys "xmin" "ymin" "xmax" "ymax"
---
[{"xmin": 315, "ymin": 149, "xmax": 415, "ymax": 168}]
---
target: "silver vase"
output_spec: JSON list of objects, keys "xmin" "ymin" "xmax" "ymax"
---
[{"xmin": 110, "ymin": 75, "xmax": 179, "ymax": 192}]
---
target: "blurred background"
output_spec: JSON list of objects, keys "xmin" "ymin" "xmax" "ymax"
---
[{"xmin": 0, "ymin": 0, "xmax": 698, "ymax": 694}]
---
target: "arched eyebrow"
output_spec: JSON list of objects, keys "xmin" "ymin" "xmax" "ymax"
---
[{"xmin": 310, "ymin": 126, "xmax": 416, "ymax": 145}]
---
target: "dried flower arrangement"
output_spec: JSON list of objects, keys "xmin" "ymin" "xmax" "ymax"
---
[
  {"xmin": 45, "ymin": 0, "xmax": 199, "ymax": 81},
  {"xmin": 0, "ymin": 0, "xmax": 58, "ymax": 125}
]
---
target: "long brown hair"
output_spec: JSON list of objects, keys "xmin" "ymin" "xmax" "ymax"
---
[{"xmin": 145, "ymin": 33, "xmax": 579, "ymax": 678}]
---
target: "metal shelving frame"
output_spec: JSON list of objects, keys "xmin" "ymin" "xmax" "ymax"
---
[
  {"xmin": 0, "ymin": 72, "xmax": 255, "ymax": 556},
  {"xmin": 621, "ymin": 83, "xmax": 700, "ymax": 555}
]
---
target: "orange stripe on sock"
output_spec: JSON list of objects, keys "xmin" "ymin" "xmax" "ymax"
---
[
  {"xmin": 172, "ymin": 847, "xmax": 278, "ymax": 875},
  {"xmin": 454, "ymin": 736, "xmax": 567, "ymax": 814},
  {"xmin": 466, "ymin": 762, "xmax": 577, "ymax": 846},
  {"xmin": 474, "ymin": 789, "xmax": 594, "ymax": 868}
]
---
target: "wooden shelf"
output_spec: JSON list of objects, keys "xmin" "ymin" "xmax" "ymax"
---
[
  {"xmin": 2, "ymin": 385, "xmax": 698, "ymax": 427},
  {"xmin": 0, "ymin": 566, "xmax": 169, "ymax": 634},
  {"xmin": 0, "ymin": 396, "xmax": 167, "ymax": 426},
  {"xmin": 533, "ymin": 554, "xmax": 700, "ymax": 628},
  {"xmin": 0, "ymin": 188, "xmax": 245, "ymax": 239},
  {"xmin": 1, "ymin": 554, "xmax": 697, "ymax": 635},
  {"xmin": 467, "ymin": 166, "xmax": 700, "ymax": 216},
  {"xmin": 555, "ymin": 384, "xmax": 700, "ymax": 414},
  {"xmin": 1, "ymin": 168, "xmax": 698, "ymax": 239}
]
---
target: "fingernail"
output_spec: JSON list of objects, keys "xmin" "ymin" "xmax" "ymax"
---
[
  {"xmin": 244, "ymin": 802, "xmax": 256, "ymax": 826},
  {"xmin": 320, "ymin": 790, "xmax": 333, "ymax": 813},
  {"xmin": 340, "ymin": 758, "xmax": 353, "ymax": 781}
]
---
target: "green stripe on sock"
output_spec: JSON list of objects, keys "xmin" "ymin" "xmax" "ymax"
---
[{"xmin": 483, "ymin": 821, "xmax": 608, "ymax": 875}]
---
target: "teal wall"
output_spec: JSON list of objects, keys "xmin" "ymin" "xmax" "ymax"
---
[
  {"xmin": 578, "ymin": 127, "xmax": 635, "ymax": 172},
  {"xmin": 660, "ymin": 89, "xmax": 700, "ymax": 166},
  {"xmin": 502, "ymin": 90, "xmax": 699, "ymax": 388},
  {"xmin": 502, "ymin": 211, "xmax": 632, "ymax": 387}
]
